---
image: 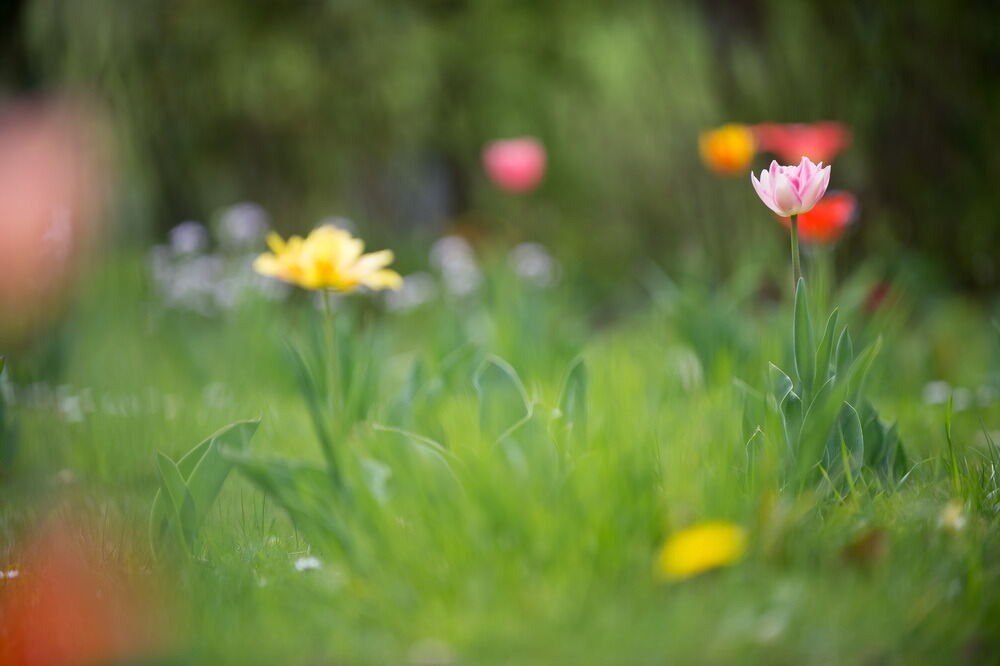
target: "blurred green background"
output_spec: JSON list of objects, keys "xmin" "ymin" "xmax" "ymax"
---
[{"xmin": 2, "ymin": 0, "xmax": 999, "ymax": 292}]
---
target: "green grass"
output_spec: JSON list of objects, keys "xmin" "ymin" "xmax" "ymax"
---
[{"xmin": 3, "ymin": 249, "xmax": 1000, "ymax": 665}]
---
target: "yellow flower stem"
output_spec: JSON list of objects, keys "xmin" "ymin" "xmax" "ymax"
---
[
  {"xmin": 790, "ymin": 214, "xmax": 802, "ymax": 288},
  {"xmin": 321, "ymin": 290, "xmax": 340, "ymax": 416}
]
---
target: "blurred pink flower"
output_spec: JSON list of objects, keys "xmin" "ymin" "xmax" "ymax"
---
[
  {"xmin": 752, "ymin": 122, "xmax": 851, "ymax": 164},
  {"xmin": 0, "ymin": 99, "xmax": 112, "ymax": 343},
  {"xmin": 481, "ymin": 137, "xmax": 546, "ymax": 193},
  {"xmin": 751, "ymin": 157, "xmax": 831, "ymax": 217}
]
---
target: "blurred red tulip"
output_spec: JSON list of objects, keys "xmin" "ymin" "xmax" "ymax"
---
[
  {"xmin": 0, "ymin": 517, "xmax": 162, "ymax": 666},
  {"xmin": 776, "ymin": 191, "xmax": 857, "ymax": 244},
  {"xmin": 481, "ymin": 137, "xmax": 546, "ymax": 193},
  {"xmin": 752, "ymin": 122, "xmax": 851, "ymax": 164},
  {"xmin": 0, "ymin": 98, "xmax": 112, "ymax": 343}
]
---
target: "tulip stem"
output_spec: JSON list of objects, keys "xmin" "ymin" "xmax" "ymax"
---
[
  {"xmin": 790, "ymin": 214, "xmax": 802, "ymax": 287},
  {"xmin": 321, "ymin": 291, "xmax": 340, "ymax": 416}
]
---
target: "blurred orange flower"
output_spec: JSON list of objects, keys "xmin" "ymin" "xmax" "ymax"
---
[
  {"xmin": 775, "ymin": 191, "xmax": 857, "ymax": 244},
  {"xmin": 752, "ymin": 122, "xmax": 851, "ymax": 164},
  {"xmin": 0, "ymin": 517, "xmax": 163, "ymax": 666},
  {"xmin": 698, "ymin": 124, "xmax": 756, "ymax": 175}
]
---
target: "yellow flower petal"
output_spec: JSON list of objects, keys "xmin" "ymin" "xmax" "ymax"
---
[
  {"xmin": 265, "ymin": 232, "xmax": 286, "ymax": 254},
  {"xmin": 354, "ymin": 249, "xmax": 394, "ymax": 275},
  {"xmin": 253, "ymin": 254, "xmax": 282, "ymax": 277},
  {"xmin": 655, "ymin": 521, "xmax": 746, "ymax": 581},
  {"xmin": 362, "ymin": 269, "xmax": 403, "ymax": 290}
]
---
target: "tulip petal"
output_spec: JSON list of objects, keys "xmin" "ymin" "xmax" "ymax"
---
[
  {"xmin": 798, "ymin": 164, "xmax": 831, "ymax": 213},
  {"xmin": 751, "ymin": 171, "xmax": 772, "ymax": 209},
  {"xmin": 773, "ymin": 173, "xmax": 802, "ymax": 215}
]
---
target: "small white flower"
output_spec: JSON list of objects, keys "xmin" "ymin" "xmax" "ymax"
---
[
  {"xmin": 952, "ymin": 387, "xmax": 973, "ymax": 412},
  {"xmin": 0, "ymin": 568, "xmax": 20, "ymax": 579},
  {"xmin": 508, "ymin": 242, "xmax": 559, "ymax": 288},
  {"xmin": 294, "ymin": 556, "xmax": 322, "ymax": 572},
  {"xmin": 218, "ymin": 202, "xmax": 270, "ymax": 250},
  {"xmin": 922, "ymin": 381, "xmax": 951, "ymax": 405},
  {"xmin": 938, "ymin": 501, "xmax": 967, "ymax": 532},
  {"xmin": 169, "ymin": 221, "xmax": 209, "ymax": 256},
  {"xmin": 385, "ymin": 272, "xmax": 438, "ymax": 312},
  {"xmin": 430, "ymin": 236, "xmax": 481, "ymax": 296},
  {"xmin": 408, "ymin": 638, "xmax": 455, "ymax": 666}
]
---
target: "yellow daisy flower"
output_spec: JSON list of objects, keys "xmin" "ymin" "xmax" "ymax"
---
[{"xmin": 254, "ymin": 225, "xmax": 402, "ymax": 292}]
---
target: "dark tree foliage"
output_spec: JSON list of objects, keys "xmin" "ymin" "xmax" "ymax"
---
[{"xmin": 4, "ymin": 0, "xmax": 998, "ymax": 291}]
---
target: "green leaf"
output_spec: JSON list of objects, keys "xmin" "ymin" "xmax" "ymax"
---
[
  {"xmin": 845, "ymin": 336, "xmax": 882, "ymax": 402},
  {"xmin": 824, "ymin": 402, "xmax": 864, "ymax": 487},
  {"xmin": 800, "ymin": 375, "xmax": 837, "ymax": 431},
  {"xmin": 813, "ymin": 309, "xmax": 839, "ymax": 391},
  {"xmin": 155, "ymin": 452, "xmax": 196, "ymax": 552},
  {"xmin": 859, "ymin": 400, "xmax": 906, "ymax": 480},
  {"xmin": 149, "ymin": 419, "xmax": 259, "ymax": 550},
  {"xmin": 285, "ymin": 341, "xmax": 340, "ymax": 484},
  {"xmin": 474, "ymin": 355, "xmax": 532, "ymax": 443},
  {"xmin": 944, "ymin": 395, "xmax": 961, "ymax": 494},
  {"xmin": 185, "ymin": 420, "xmax": 258, "ymax": 527},
  {"xmin": 769, "ymin": 363, "xmax": 794, "ymax": 406},
  {"xmin": 792, "ymin": 278, "xmax": 815, "ymax": 393},
  {"xmin": 557, "ymin": 356, "xmax": 588, "ymax": 445},
  {"xmin": 769, "ymin": 363, "xmax": 802, "ymax": 454},
  {"xmin": 835, "ymin": 328, "xmax": 854, "ymax": 376},
  {"xmin": 372, "ymin": 423, "xmax": 458, "ymax": 467}
]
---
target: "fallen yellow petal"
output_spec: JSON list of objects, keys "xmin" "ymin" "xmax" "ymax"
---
[{"xmin": 655, "ymin": 521, "xmax": 747, "ymax": 581}]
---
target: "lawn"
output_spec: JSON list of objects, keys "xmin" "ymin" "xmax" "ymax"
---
[{"xmin": 2, "ymin": 230, "xmax": 999, "ymax": 665}]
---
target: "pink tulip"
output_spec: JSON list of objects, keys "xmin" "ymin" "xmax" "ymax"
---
[
  {"xmin": 750, "ymin": 157, "xmax": 831, "ymax": 217},
  {"xmin": 481, "ymin": 137, "xmax": 546, "ymax": 193}
]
